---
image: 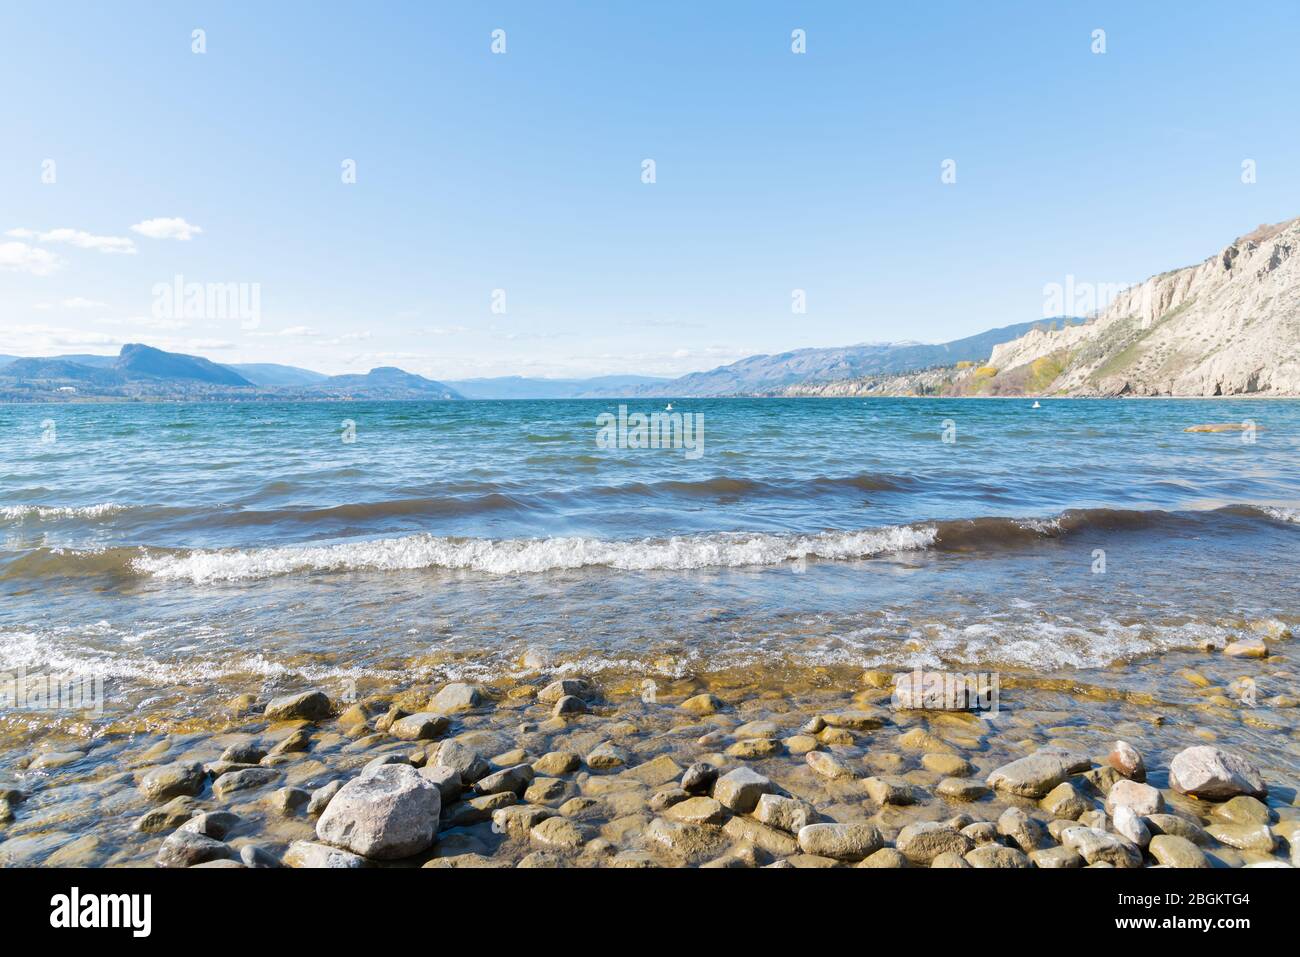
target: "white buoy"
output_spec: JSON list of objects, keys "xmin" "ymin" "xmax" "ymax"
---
[
  {"xmin": 666, "ymin": 403, "xmax": 673, "ymax": 411},
  {"xmin": 1031, "ymin": 401, "xmax": 1041, "ymax": 409}
]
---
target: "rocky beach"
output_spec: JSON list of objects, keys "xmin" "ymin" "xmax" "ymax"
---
[{"xmin": 2, "ymin": 615, "xmax": 1295, "ymax": 869}]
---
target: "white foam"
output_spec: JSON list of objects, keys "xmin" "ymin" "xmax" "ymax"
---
[
  {"xmin": 131, "ymin": 525, "xmax": 940, "ymax": 583},
  {"xmin": 1261, "ymin": 506, "xmax": 1300, "ymax": 524},
  {"xmin": 0, "ymin": 502, "xmax": 126, "ymax": 522}
]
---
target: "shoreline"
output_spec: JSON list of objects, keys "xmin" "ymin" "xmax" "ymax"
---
[{"xmin": 2, "ymin": 630, "xmax": 1295, "ymax": 869}]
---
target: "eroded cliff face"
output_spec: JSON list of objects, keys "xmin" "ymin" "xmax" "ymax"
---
[{"xmin": 986, "ymin": 218, "xmax": 1300, "ymax": 396}]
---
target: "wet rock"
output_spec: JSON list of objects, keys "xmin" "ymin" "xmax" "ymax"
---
[
  {"xmin": 896, "ymin": 822, "xmax": 973, "ymax": 864},
  {"xmin": 922, "ymin": 753, "xmax": 974, "ymax": 777},
  {"xmin": 820, "ymin": 710, "xmax": 885, "ymax": 730},
  {"xmin": 552, "ymin": 695, "xmax": 587, "ymax": 718},
  {"xmin": 961, "ymin": 821, "xmax": 999, "ymax": 845},
  {"xmin": 1030, "ymin": 846, "xmax": 1082, "ymax": 868},
  {"xmin": 727, "ymin": 738, "xmax": 781, "ymax": 759},
  {"xmin": 937, "ymin": 777, "xmax": 989, "ymax": 801},
  {"xmin": 1040, "ymin": 781, "xmax": 1091, "ymax": 820},
  {"xmin": 1206, "ymin": 822, "xmax": 1275, "ymax": 852},
  {"xmin": 533, "ymin": 751, "xmax": 580, "ymax": 776},
  {"xmin": 712, "ymin": 768, "xmax": 772, "ymax": 813},
  {"xmin": 647, "ymin": 787, "xmax": 687, "ymax": 811},
  {"xmin": 1061, "ymin": 826, "xmax": 1142, "ymax": 867},
  {"xmin": 805, "ymin": 750, "xmax": 855, "ymax": 781},
  {"xmin": 1111, "ymin": 805, "xmax": 1151, "ymax": 847},
  {"xmin": 664, "ymin": 796, "xmax": 726, "ymax": 826},
  {"xmin": 264, "ymin": 690, "xmax": 331, "ymax": 722},
  {"xmin": 134, "ymin": 796, "xmax": 200, "ymax": 833},
  {"xmin": 212, "ymin": 767, "xmax": 280, "ymax": 799},
  {"xmin": 864, "ymin": 775, "xmax": 923, "ymax": 806},
  {"xmin": 1169, "ymin": 746, "xmax": 1266, "ymax": 800},
  {"xmin": 179, "ymin": 810, "xmax": 240, "ymax": 839},
  {"xmin": 797, "ymin": 822, "xmax": 883, "ymax": 861},
  {"xmin": 996, "ymin": 807, "xmax": 1046, "ymax": 852},
  {"xmin": 429, "ymin": 682, "xmax": 483, "ymax": 713},
  {"xmin": 391, "ymin": 712, "xmax": 451, "ymax": 741},
  {"xmin": 1105, "ymin": 779, "xmax": 1164, "ymax": 816},
  {"xmin": 1081, "ymin": 765, "xmax": 1124, "ymax": 796},
  {"xmin": 681, "ymin": 762, "xmax": 718, "ymax": 794},
  {"xmin": 268, "ymin": 729, "xmax": 311, "ymax": 755},
  {"xmin": 1149, "ymin": 834, "xmax": 1209, "ymax": 868},
  {"xmin": 139, "ymin": 761, "xmax": 205, "ymax": 801},
  {"xmin": 474, "ymin": 763, "xmax": 534, "ymax": 797},
  {"xmin": 783, "ymin": 734, "xmax": 819, "ymax": 754},
  {"xmin": 538, "ymin": 678, "xmax": 596, "ymax": 704},
  {"xmin": 965, "ymin": 845, "xmax": 1031, "ymax": 868},
  {"xmin": 646, "ymin": 817, "xmax": 728, "ymax": 864},
  {"xmin": 492, "ymin": 804, "xmax": 555, "ymax": 839},
  {"xmin": 523, "ymin": 776, "xmax": 571, "ymax": 804},
  {"xmin": 267, "ymin": 786, "xmax": 311, "ymax": 815},
  {"xmin": 530, "ymin": 815, "xmax": 587, "ymax": 850},
  {"xmin": 157, "ymin": 829, "xmax": 232, "ymax": 868},
  {"xmin": 1146, "ymin": 813, "xmax": 1211, "ymax": 845},
  {"xmin": 859, "ymin": 847, "xmax": 909, "ymax": 868},
  {"xmin": 239, "ymin": 844, "xmax": 280, "ymax": 868},
  {"xmin": 931, "ymin": 851, "xmax": 971, "ymax": 868},
  {"xmin": 442, "ymin": 792, "xmax": 516, "ymax": 828},
  {"xmin": 418, "ymin": 764, "xmax": 463, "ymax": 802},
  {"xmin": 1224, "ymin": 637, "xmax": 1268, "ymax": 658},
  {"xmin": 432, "ymin": 741, "xmax": 491, "ymax": 783},
  {"xmin": 753, "ymin": 793, "xmax": 817, "ymax": 834},
  {"xmin": 1107, "ymin": 741, "xmax": 1146, "ymax": 781},
  {"xmin": 623, "ymin": 754, "xmax": 683, "ymax": 787},
  {"xmin": 735, "ymin": 719, "xmax": 779, "ymax": 739},
  {"xmin": 316, "ymin": 763, "xmax": 441, "ymax": 860},
  {"xmin": 306, "ymin": 780, "xmax": 343, "ymax": 817},
  {"xmin": 722, "ymin": 816, "xmax": 798, "ymax": 856},
  {"xmin": 585, "ymin": 741, "xmax": 630, "ymax": 770},
  {"xmin": 28, "ymin": 751, "xmax": 85, "ymax": 770},
  {"xmin": 986, "ymin": 747, "xmax": 1090, "ymax": 798},
  {"xmin": 220, "ymin": 743, "xmax": 267, "ymax": 764},
  {"xmin": 1209, "ymin": 795, "xmax": 1271, "ymax": 826},
  {"xmin": 1249, "ymin": 618, "xmax": 1290, "ymax": 640},
  {"xmin": 680, "ymin": 693, "xmax": 723, "ymax": 715},
  {"xmin": 283, "ymin": 840, "xmax": 367, "ymax": 868}
]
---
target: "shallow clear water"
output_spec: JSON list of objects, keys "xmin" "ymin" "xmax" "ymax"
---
[{"xmin": 0, "ymin": 396, "xmax": 1296, "ymax": 729}]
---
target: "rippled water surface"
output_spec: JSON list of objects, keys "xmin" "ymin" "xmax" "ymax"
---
[{"xmin": 0, "ymin": 397, "xmax": 1296, "ymax": 734}]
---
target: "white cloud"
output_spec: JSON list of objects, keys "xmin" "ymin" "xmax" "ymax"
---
[
  {"xmin": 131, "ymin": 217, "xmax": 203, "ymax": 241},
  {"xmin": 0, "ymin": 241, "xmax": 63, "ymax": 276},
  {"xmin": 246, "ymin": 325, "xmax": 318, "ymax": 338},
  {"xmin": 95, "ymin": 315, "xmax": 191, "ymax": 331},
  {"xmin": 9, "ymin": 227, "xmax": 136, "ymax": 255},
  {"xmin": 61, "ymin": 297, "xmax": 108, "ymax": 309}
]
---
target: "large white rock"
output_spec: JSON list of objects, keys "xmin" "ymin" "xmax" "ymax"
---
[
  {"xmin": 316, "ymin": 763, "xmax": 440, "ymax": 860},
  {"xmin": 1169, "ymin": 746, "xmax": 1266, "ymax": 800}
]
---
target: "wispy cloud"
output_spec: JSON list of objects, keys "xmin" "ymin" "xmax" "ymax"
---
[
  {"xmin": 0, "ymin": 241, "xmax": 63, "ymax": 276},
  {"xmin": 131, "ymin": 217, "xmax": 203, "ymax": 241},
  {"xmin": 7, "ymin": 227, "xmax": 136, "ymax": 254}
]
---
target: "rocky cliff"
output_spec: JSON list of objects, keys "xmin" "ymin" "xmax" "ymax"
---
[{"xmin": 982, "ymin": 217, "xmax": 1300, "ymax": 396}]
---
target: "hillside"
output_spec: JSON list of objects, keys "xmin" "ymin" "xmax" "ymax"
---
[
  {"xmin": 634, "ymin": 320, "xmax": 1081, "ymax": 397},
  {"xmin": 976, "ymin": 218, "xmax": 1300, "ymax": 397}
]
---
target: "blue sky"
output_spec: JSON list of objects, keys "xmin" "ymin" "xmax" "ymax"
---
[{"xmin": 2, "ymin": 1, "xmax": 1297, "ymax": 379}]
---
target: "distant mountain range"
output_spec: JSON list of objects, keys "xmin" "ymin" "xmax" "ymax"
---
[
  {"xmin": 0, "ymin": 344, "xmax": 462, "ymax": 401},
  {"xmin": 8, "ymin": 218, "xmax": 1293, "ymax": 406}
]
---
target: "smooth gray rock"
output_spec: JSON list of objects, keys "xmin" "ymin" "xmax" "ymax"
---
[
  {"xmin": 315, "ymin": 764, "xmax": 441, "ymax": 860},
  {"xmin": 712, "ymin": 768, "xmax": 772, "ymax": 813},
  {"xmin": 264, "ymin": 690, "xmax": 331, "ymax": 722},
  {"xmin": 986, "ymin": 747, "xmax": 1090, "ymax": 798},
  {"xmin": 283, "ymin": 840, "xmax": 367, "ymax": 868},
  {"xmin": 139, "ymin": 762, "xmax": 205, "ymax": 801},
  {"xmin": 1169, "ymin": 746, "xmax": 1266, "ymax": 800}
]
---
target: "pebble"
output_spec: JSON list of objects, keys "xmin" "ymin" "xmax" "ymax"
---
[
  {"xmin": 1040, "ymin": 781, "xmax": 1091, "ymax": 820},
  {"xmin": 1205, "ymin": 822, "xmax": 1275, "ymax": 852},
  {"xmin": 964, "ymin": 845, "xmax": 1031, "ymax": 868},
  {"xmin": 680, "ymin": 693, "xmax": 723, "ymax": 715},
  {"xmin": 1029, "ymin": 846, "xmax": 1082, "ymax": 868},
  {"xmin": 390, "ymin": 713, "xmax": 450, "ymax": 741},
  {"xmin": 680, "ymin": 762, "xmax": 718, "ymax": 794},
  {"xmin": 585, "ymin": 741, "xmax": 630, "ymax": 770},
  {"xmin": 937, "ymin": 777, "xmax": 990, "ymax": 801},
  {"xmin": 712, "ymin": 768, "xmax": 773, "ymax": 813},
  {"xmin": 283, "ymin": 840, "xmax": 367, "ymax": 868},
  {"xmin": 1107, "ymin": 740, "xmax": 1146, "ymax": 781},
  {"xmin": 858, "ymin": 847, "xmax": 909, "ymax": 868},
  {"xmin": 264, "ymin": 690, "xmax": 331, "ymax": 722},
  {"xmin": 864, "ymin": 775, "xmax": 923, "ymax": 806},
  {"xmin": 429, "ymin": 682, "xmax": 482, "ymax": 714},
  {"xmin": 805, "ymin": 750, "xmax": 854, "ymax": 781},
  {"xmin": 1111, "ymin": 805, "xmax": 1151, "ymax": 847},
  {"xmin": 753, "ymin": 793, "xmax": 817, "ymax": 834},
  {"xmin": 532, "ymin": 751, "xmax": 580, "ymax": 776},
  {"xmin": 139, "ymin": 761, "xmax": 205, "ymax": 801},
  {"xmin": 797, "ymin": 822, "xmax": 884, "ymax": 861},
  {"xmin": 1105, "ymin": 779, "xmax": 1164, "ymax": 816},
  {"xmin": 664, "ymin": 796, "xmax": 726, "ymax": 826},
  {"xmin": 212, "ymin": 767, "xmax": 280, "ymax": 799},
  {"xmin": 986, "ymin": 747, "xmax": 1090, "ymax": 797},
  {"xmin": 895, "ymin": 822, "xmax": 973, "ymax": 864},
  {"xmin": 157, "ymin": 830, "xmax": 232, "ymax": 868},
  {"xmin": 996, "ymin": 807, "xmax": 1046, "ymax": 852},
  {"xmin": 1061, "ymin": 826, "xmax": 1143, "ymax": 867},
  {"xmin": 1148, "ymin": 834, "xmax": 1209, "ymax": 868},
  {"xmin": 474, "ymin": 763, "xmax": 535, "ymax": 796},
  {"xmin": 1169, "ymin": 746, "xmax": 1266, "ymax": 800},
  {"xmin": 1223, "ymin": 637, "xmax": 1268, "ymax": 658}
]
